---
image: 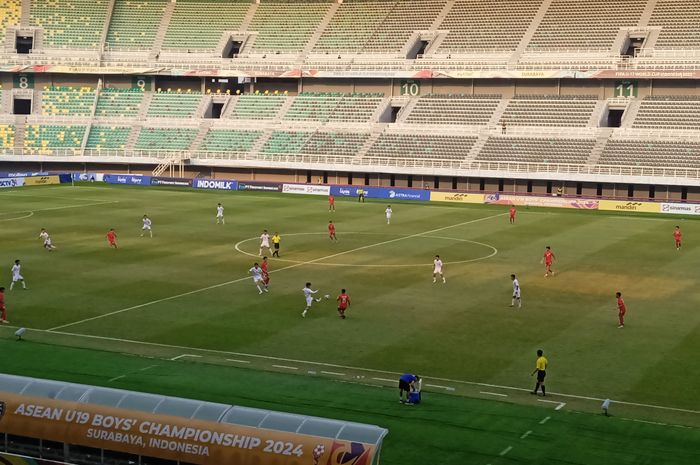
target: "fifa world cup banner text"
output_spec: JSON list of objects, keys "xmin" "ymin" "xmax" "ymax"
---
[
  {"xmin": 282, "ymin": 184, "xmax": 331, "ymax": 196},
  {"xmin": 103, "ymin": 175, "xmax": 152, "ymax": 186},
  {"xmin": 0, "ymin": 393, "xmax": 377, "ymax": 465},
  {"xmin": 660, "ymin": 202, "xmax": 700, "ymax": 216},
  {"xmin": 193, "ymin": 179, "xmax": 238, "ymax": 190},
  {"xmin": 430, "ymin": 192, "xmax": 484, "ymax": 204},
  {"xmin": 0, "ymin": 177, "xmax": 25, "ymax": 189},
  {"xmin": 24, "ymin": 175, "xmax": 61, "ymax": 186},
  {"xmin": 598, "ymin": 200, "xmax": 660, "ymax": 213}
]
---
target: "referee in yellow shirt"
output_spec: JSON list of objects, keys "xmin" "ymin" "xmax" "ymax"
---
[
  {"xmin": 531, "ymin": 349, "xmax": 548, "ymax": 396},
  {"xmin": 271, "ymin": 232, "xmax": 281, "ymax": 258}
]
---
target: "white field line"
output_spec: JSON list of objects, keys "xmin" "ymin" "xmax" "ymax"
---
[
  {"xmin": 170, "ymin": 354, "xmax": 202, "ymax": 361},
  {"xmin": 320, "ymin": 371, "xmax": 346, "ymax": 376},
  {"xmin": 0, "ymin": 200, "xmax": 118, "ymax": 217},
  {"xmin": 539, "ymin": 416, "xmax": 551, "ymax": 425},
  {"xmin": 139, "ymin": 365, "xmax": 159, "ymax": 371},
  {"xmin": 9, "ymin": 324, "xmax": 697, "ymax": 417},
  {"xmin": 480, "ymin": 391, "xmax": 508, "ymax": 397},
  {"xmin": 10, "ymin": 324, "xmax": 700, "ymax": 416},
  {"xmin": 226, "ymin": 359, "xmax": 251, "ymax": 364},
  {"xmin": 520, "ymin": 430, "xmax": 532, "ymax": 439},
  {"xmin": 108, "ymin": 375, "xmax": 126, "ymax": 382},
  {"xmin": 499, "ymin": 446, "xmax": 513, "ymax": 456},
  {"xmin": 425, "ymin": 384, "xmax": 456, "ymax": 392},
  {"xmin": 48, "ymin": 212, "xmax": 507, "ymax": 331},
  {"xmin": 272, "ymin": 365, "xmax": 298, "ymax": 371},
  {"xmin": 537, "ymin": 399, "xmax": 567, "ymax": 410}
]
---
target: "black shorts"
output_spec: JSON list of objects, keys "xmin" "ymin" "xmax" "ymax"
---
[
  {"xmin": 537, "ymin": 370, "xmax": 546, "ymax": 382},
  {"xmin": 274, "ymin": 243, "xmax": 280, "ymax": 249},
  {"xmin": 399, "ymin": 379, "xmax": 411, "ymax": 391}
]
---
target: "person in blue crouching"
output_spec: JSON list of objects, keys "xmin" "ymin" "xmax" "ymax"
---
[{"xmin": 399, "ymin": 373, "xmax": 421, "ymax": 404}]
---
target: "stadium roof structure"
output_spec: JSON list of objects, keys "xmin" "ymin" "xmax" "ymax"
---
[{"xmin": 0, "ymin": 373, "xmax": 389, "ymax": 446}]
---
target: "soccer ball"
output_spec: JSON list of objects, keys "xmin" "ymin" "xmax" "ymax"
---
[{"xmin": 324, "ymin": 294, "xmax": 330, "ymax": 300}]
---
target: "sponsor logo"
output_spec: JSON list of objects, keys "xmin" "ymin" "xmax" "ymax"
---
[
  {"xmin": 151, "ymin": 177, "xmax": 192, "ymax": 187},
  {"xmin": 660, "ymin": 203, "xmax": 700, "ymax": 215},
  {"xmin": 431, "ymin": 192, "xmax": 484, "ymax": 204},
  {"xmin": 339, "ymin": 188, "xmax": 352, "ymax": 196},
  {"xmin": 24, "ymin": 175, "xmax": 61, "ymax": 186},
  {"xmin": 282, "ymin": 184, "xmax": 330, "ymax": 196},
  {"xmin": 0, "ymin": 178, "xmax": 21, "ymax": 188},
  {"xmin": 238, "ymin": 182, "xmax": 282, "ymax": 192},
  {"xmin": 326, "ymin": 441, "xmax": 371, "ymax": 465},
  {"xmin": 194, "ymin": 179, "xmax": 237, "ymax": 190},
  {"xmin": 598, "ymin": 200, "xmax": 660, "ymax": 213}
]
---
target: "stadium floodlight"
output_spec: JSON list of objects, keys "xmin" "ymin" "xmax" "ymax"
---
[
  {"xmin": 14, "ymin": 327, "xmax": 26, "ymax": 340},
  {"xmin": 601, "ymin": 399, "xmax": 611, "ymax": 416}
]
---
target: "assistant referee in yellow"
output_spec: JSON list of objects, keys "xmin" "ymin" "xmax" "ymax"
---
[
  {"xmin": 530, "ymin": 349, "xmax": 548, "ymax": 396},
  {"xmin": 271, "ymin": 232, "xmax": 281, "ymax": 258}
]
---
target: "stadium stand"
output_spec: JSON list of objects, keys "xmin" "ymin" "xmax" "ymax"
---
[
  {"xmin": 283, "ymin": 93, "xmax": 383, "ymax": 123},
  {"xmin": 147, "ymin": 91, "xmax": 202, "ymax": 118},
  {"xmin": 527, "ymin": 0, "xmax": 646, "ymax": 51},
  {"xmin": 106, "ymin": 0, "xmax": 167, "ymax": 49},
  {"xmin": 23, "ymin": 124, "xmax": 86, "ymax": 154},
  {"xmin": 228, "ymin": 94, "xmax": 288, "ymax": 120},
  {"xmin": 30, "ymin": 0, "xmax": 110, "ymax": 48},
  {"xmin": 405, "ymin": 95, "xmax": 501, "ymax": 125},
  {"xmin": 632, "ymin": 96, "xmax": 700, "ymax": 130},
  {"xmin": 648, "ymin": 0, "xmax": 700, "ymax": 49},
  {"xmin": 0, "ymin": 0, "xmax": 20, "ymax": 47},
  {"xmin": 499, "ymin": 95, "xmax": 598, "ymax": 127},
  {"xmin": 0, "ymin": 124, "xmax": 14, "ymax": 149},
  {"xmin": 162, "ymin": 0, "xmax": 250, "ymax": 50},
  {"xmin": 86, "ymin": 126, "xmax": 131, "ymax": 149},
  {"xmin": 248, "ymin": 0, "xmax": 331, "ymax": 52},
  {"xmin": 302, "ymin": 131, "xmax": 369, "ymax": 157},
  {"xmin": 262, "ymin": 130, "xmax": 312, "ymax": 154},
  {"xmin": 41, "ymin": 86, "xmax": 96, "ymax": 116},
  {"xmin": 201, "ymin": 129, "xmax": 263, "ymax": 153},
  {"xmin": 477, "ymin": 136, "xmax": 596, "ymax": 164},
  {"xmin": 95, "ymin": 88, "xmax": 145, "ymax": 117},
  {"xmin": 135, "ymin": 127, "xmax": 197, "ymax": 150},
  {"xmin": 599, "ymin": 138, "xmax": 700, "ymax": 168},
  {"xmin": 363, "ymin": 0, "xmax": 446, "ymax": 52},
  {"xmin": 367, "ymin": 133, "xmax": 477, "ymax": 160},
  {"xmin": 436, "ymin": 0, "xmax": 541, "ymax": 53}
]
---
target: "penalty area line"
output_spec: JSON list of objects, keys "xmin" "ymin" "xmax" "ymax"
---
[{"xmin": 48, "ymin": 211, "xmax": 507, "ymax": 331}]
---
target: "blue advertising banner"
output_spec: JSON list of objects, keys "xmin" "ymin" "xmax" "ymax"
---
[
  {"xmin": 0, "ymin": 177, "xmax": 25, "ymax": 188},
  {"xmin": 193, "ymin": 178, "xmax": 238, "ymax": 190},
  {"xmin": 0, "ymin": 172, "xmax": 47, "ymax": 178},
  {"xmin": 103, "ymin": 174, "xmax": 152, "ymax": 186},
  {"xmin": 330, "ymin": 185, "xmax": 430, "ymax": 201},
  {"xmin": 150, "ymin": 177, "xmax": 192, "ymax": 187},
  {"xmin": 71, "ymin": 173, "xmax": 100, "ymax": 182},
  {"xmin": 238, "ymin": 181, "xmax": 282, "ymax": 192}
]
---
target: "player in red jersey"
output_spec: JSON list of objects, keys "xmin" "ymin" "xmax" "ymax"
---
[
  {"xmin": 337, "ymin": 289, "xmax": 350, "ymax": 319},
  {"xmin": 673, "ymin": 226, "xmax": 682, "ymax": 250},
  {"xmin": 541, "ymin": 246, "xmax": 555, "ymax": 277},
  {"xmin": 329, "ymin": 194, "xmax": 335, "ymax": 212},
  {"xmin": 328, "ymin": 220, "xmax": 338, "ymax": 241},
  {"xmin": 509, "ymin": 206, "xmax": 517, "ymax": 224},
  {"xmin": 106, "ymin": 229, "xmax": 118, "ymax": 249},
  {"xmin": 261, "ymin": 256, "xmax": 270, "ymax": 290},
  {"xmin": 616, "ymin": 292, "xmax": 626, "ymax": 328},
  {"xmin": 0, "ymin": 287, "xmax": 8, "ymax": 324}
]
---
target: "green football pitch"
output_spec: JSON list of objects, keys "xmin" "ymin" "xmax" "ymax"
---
[{"xmin": 1, "ymin": 183, "xmax": 699, "ymax": 464}]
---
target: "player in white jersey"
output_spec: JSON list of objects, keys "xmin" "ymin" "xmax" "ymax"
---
[
  {"xmin": 140, "ymin": 215, "xmax": 153, "ymax": 238},
  {"xmin": 433, "ymin": 255, "xmax": 445, "ymax": 284},
  {"xmin": 39, "ymin": 229, "xmax": 56, "ymax": 251},
  {"xmin": 385, "ymin": 205, "xmax": 393, "ymax": 224},
  {"xmin": 301, "ymin": 282, "xmax": 322, "ymax": 318},
  {"xmin": 259, "ymin": 229, "xmax": 273, "ymax": 256},
  {"xmin": 249, "ymin": 263, "xmax": 268, "ymax": 294},
  {"xmin": 10, "ymin": 260, "xmax": 27, "ymax": 290},
  {"xmin": 216, "ymin": 203, "xmax": 225, "ymax": 224},
  {"xmin": 510, "ymin": 274, "xmax": 522, "ymax": 308}
]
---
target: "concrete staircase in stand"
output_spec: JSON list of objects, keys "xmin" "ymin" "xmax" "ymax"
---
[
  {"xmin": 508, "ymin": 0, "xmax": 554, "ymax": 64},
  {"xmin": 13, "ymin": 116, "xmax": 26, "ymax": 153},
  {"xmin": 586, "ymin": 128, "xmax": 614, "ymax": 166},
  {"xmin": 149, "ymin": 0, "xmax": 176, "ymax": 59}
]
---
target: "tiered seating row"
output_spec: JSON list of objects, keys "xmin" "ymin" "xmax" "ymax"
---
[
  {"xmin": 23, "ymin": 124, "xmax": 86, "ymax": 154},
  {"xmin": 437, "ymin": 0, "xmax": 541, "ymax": 52},
  {"xmin": 283, "ymin": 92, "xmax": 383, "ymax": 123},
  {"xmin": 477, "ymin": 137, "xmax": 595, "ymax": 164},
  {"xmin": 528, "ymin": 0, "xmax": 646, "ymax": 50},
  {"xmin": 249, "ymin": 0, "xmax": 331, "ymax": 52},
  {"xmin": 86, "ymin": 125, "xmax": 131, "ymax": 149},
  {"xmin": 30, "ymin": 0, "xmax": 110, "ymax": 48},
  {"xmin": 0, "ymin": 124, "xmax": 14, "ymax": 149},
  {"xmin": 600, "ymin": 139, "xmax": 700, "ymax": 168},
  {"xmin": 500, "ymin": 95, "xmax": 598, "ymax": 127},
  {"xmin": 135, "ymin": 127, "xmax": 197, "ymax": 150},
  {"xmin": 41, "ymin": 86, "xmax": 96, "ymax": 116},
  {"xmin": 228, "ymin": 94, "xmax": 288, "ymax": 120},
  {"xmin": 362, "ymin": 0, "xmax": 446, "ymax": 52},
  {"xmin": 201, "ymin": 129, "xmax": 263, "ymax": 152},
  {"xmin": 405, "ymin": 95, "xmax": 500, "ymax": 125},
  {"xmin": 95, "ymin": 88, "xmax": 144, "ymax": 117},
  {"xmin": 163, "ymin": 0, "xmax": 250, "ymax": 50},
  {"xmin": 0, "ymin": 0, "xmax": 20, "ymax": 47},
  {"xmin": 633, "ymin": 97, "xmax": 700, "ymax": 130},
  {"xmin": 367, "ymin": 133, "xmax": 477, "ymax": 159},
  {"xmin": 147, "ymin": 91, "xmax": 202, "ymax": 118},
  {"xmin": 649, "ymin": 0, "xmax": 700, "ymax": 49},
  {"xmin": 106, "ymin": 0, "xmax": 167, "ymax": 49}
]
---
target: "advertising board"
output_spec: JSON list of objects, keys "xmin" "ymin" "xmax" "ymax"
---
[
  {"xmin": 660, "ymin": 202, "xmax": 700, "ymax": 216},
  {"xmin": 0, "ymin": 177, "xmax": 25, "ymax": 189},
  {"xmin": 0, "ymin": 393, "xmax": 377, "ymax": 465},
  {"xmin": 484, "ymin": 193, "xmax": 599, "ymax": 209},
  {"xmin": 237, "ymin": 182, "xmax": 282, "ymax": 192},
  {"xmin": 330, "ymin": 186, "xmax": 430, "ymax": 201},
  {"xmin": 23, "ymin": 175, "xmax": 61, "ymax": 186},
  {"xmin": 282, "ymin": 184, "xmax": 331, "ymax": 196},
  {"xmin": 193, "ymin": 179, "xmax": 238, "ymax": 190},
  {"xmin": 598, "ymin": 200, "xmax": 660, "ymax": 213},
  {"xmin": 151, "ymin": 177, "xmax": 193, "ymax": 187},
  {"xmin": 103, "ymin": 174, "xmax": 152, "ymax": 186},
  {"xmin": 430, "ymin": 192, "xmax": 484, "ymax": 204}
]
